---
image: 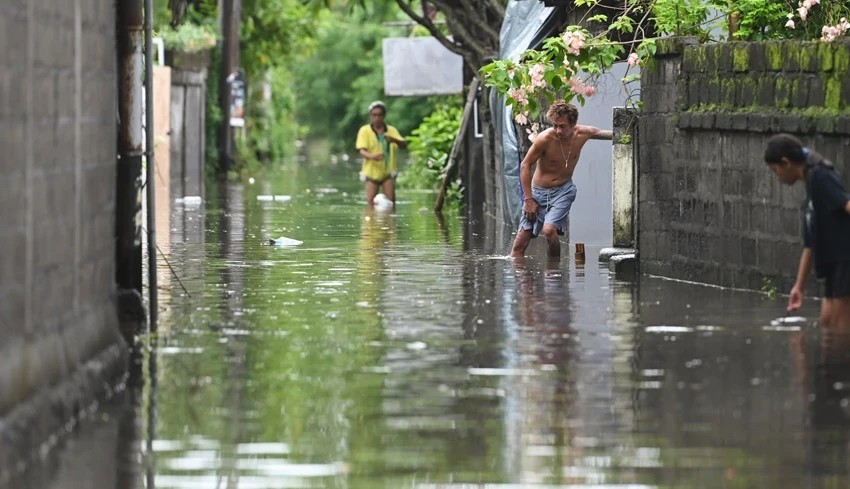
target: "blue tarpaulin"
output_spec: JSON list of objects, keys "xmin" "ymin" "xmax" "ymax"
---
[{"xmin": 490, "ymin": 1, "xmax": 559, "ymax": 228}]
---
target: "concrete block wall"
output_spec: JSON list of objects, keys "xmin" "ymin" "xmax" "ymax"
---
[
  {"xmin": 0, "ymin": 0, "xmax": 126, "ymax": 478},
  {"xmin": 638, "ymin": 38, "xmax": 850, "ymax": 291}
]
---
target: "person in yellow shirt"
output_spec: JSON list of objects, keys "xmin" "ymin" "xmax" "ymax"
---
[{"xmin": 355, "ymin": 101, "xmax": 407, "ymax": 209}]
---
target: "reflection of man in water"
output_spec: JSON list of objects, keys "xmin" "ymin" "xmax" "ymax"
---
[
  {"xmin": 356, "ymin": 210, "xmax": 397, "ymax": 308},
  {"xmin": 512, "ymin": 258, "xmax": 578, "ymax": 482},
  {"xmin": 791, "ymin": 329, "xmax": 850, "ymax": 482},
  {"xmin": 514, "ymin": 258, "xmax": 576, "ymax": 366}
]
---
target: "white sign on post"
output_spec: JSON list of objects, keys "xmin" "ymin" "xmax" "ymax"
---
[{"xmin": 382, "ymin": 37, "xmax": 463, "ymax": 96}]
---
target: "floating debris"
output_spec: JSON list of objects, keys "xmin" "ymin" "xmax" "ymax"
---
[{"xmin": 268, "ymin": 237, "xmax": 303, "ymax": 247}]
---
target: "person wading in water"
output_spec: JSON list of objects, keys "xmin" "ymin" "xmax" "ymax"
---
[
  {"xmin": 355, "ymin": 101, "xmax": 407, "ymax": 210},
  {"xmin": 511, "ymin": 100, "xmax": 612, "ymax": 258}
]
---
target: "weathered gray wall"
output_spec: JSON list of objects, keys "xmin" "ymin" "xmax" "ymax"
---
[
  {"xmin": 639, "ymin": 38, "xmax": 850, "ymax": 291},
  {"xmin": 170, "ymin": 69, "xmax": 207, "ymax": 199},
  {"xmin": 0, "ymin": 0, "xmax": 126, "ymax": 478}
]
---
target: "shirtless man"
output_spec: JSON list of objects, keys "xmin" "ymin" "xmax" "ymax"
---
[{"xmin": 511, "ymin": 100, "xmax": 613, "ymax": 258}]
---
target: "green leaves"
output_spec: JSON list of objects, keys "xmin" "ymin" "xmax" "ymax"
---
[
  {"xmin": 651, "ymin": 0, "xmax": 710, "ymax": 37},
  {"xmin": 399, "ymin": 104, "xmax": 464, "ymax": 207}
]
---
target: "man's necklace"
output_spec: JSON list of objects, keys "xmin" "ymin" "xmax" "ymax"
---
[{"xmin": 558, "ymin": 138, "xmax": 573, "ymax": 167}]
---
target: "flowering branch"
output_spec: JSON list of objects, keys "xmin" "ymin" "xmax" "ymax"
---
[{"xmin": 482, "ymin": 0, "xmax": 850, "ymax": 141}]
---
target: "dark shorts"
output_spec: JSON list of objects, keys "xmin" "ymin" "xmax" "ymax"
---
[
  {"xmin": 518, "ymin": 180, "xmax": 577, "ymax": 238},
  {"xmin": 365, "ymin": 175, "xmax": 395, "ymax": 186},
  {"xmin": 824, "ymin": 260, "xmax": 850, "ymax": 298}
]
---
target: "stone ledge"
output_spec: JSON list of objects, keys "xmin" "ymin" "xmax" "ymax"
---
[
  {"xmin": 599, "ymin": 247, "xmax": 636, "ymax": 263},
  {"xmin": 0, "ymin": 343, "xmax": 127, "ymax": 484},
  {"xmin": 609, "ymin": 253, "xmax": 638, "ymax": 279},
  {"xmin": 675, "ymin": 110, "xmax": 850, "ymax": 135}
]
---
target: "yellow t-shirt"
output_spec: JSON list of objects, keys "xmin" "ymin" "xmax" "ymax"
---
[{"xmin": 355, "ymin": 124, "xmax": 404, "ymax": 181}]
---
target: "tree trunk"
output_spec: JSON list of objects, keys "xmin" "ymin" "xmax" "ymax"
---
[{"xmin": 394, "ymin": 0, "xmax": 503, "ymax": 72}]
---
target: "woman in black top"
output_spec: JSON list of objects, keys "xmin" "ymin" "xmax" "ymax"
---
[{"xmin": 765, "ymin": 133, "xmax": 850, "ymax": 329}]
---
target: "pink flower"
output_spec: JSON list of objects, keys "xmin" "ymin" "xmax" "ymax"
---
[
  {"xmin": 562, "ymin": 30, "xmax": 586, "ymax": 56},
  {"xmin": 798, "ymin": 6, "xmax": 808, "ymax": 20},
  {"xmin": 529, "ymin": 64, "xmax": 547, "ymax": 89},
  {"xmin": 515, "ymin": 112, "xmax": 529, "ymax": 125},
  {"xmin": 508, "ymin": 87, "xmax": 528, "ymax": 106},
  {"xmin": 627, "ymin": 52, "xmax": 640, "ymax": 67},
  {"xmin": 567, "ymin": 76, "xmax": 596, "ymax": 97},
  {"xmin": 786, "ymin": 19, "xmax": 796, "ymax": 29}
]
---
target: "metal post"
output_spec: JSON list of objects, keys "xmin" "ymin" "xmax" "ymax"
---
[
  {"xmin": 219, "ymin": 0, "xmax": 241, "ymax": 175},
  {"xmin": 144, "ymin": 0, "xmax": 157, "ymax": 330},
  {"xmin": 117, "ymin": 0, "xmax": 144, "ymax": 294}
]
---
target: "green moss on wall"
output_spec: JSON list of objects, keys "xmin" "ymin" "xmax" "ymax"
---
[
  {"xmin": 733, "ymin": 44, "xmax": 749, "ymax": 72},
  {"xmin": 721, "ymin": 78, "xmax": 737, "ymax": 105},
  {"xmin": 834, "ymin": 45, "xmax": 850, "ymax": 72},
  {"xmin": 738, "ymin": 77, "xmax": 758, "ymax": 106},
  {"xmin": 774, "ymin": 77, "xmax": 791, "ymax": 109},
  {"xmin": 656, "ymin": 36, "xmax": 697, "ymax": 56},
  {"xmin": 799, "ymin": 42, "xmax": 819, "ymax": 71},
  {"xmin": 819, "ymin": 42, "xmax": 834, "ymax": 71},
  {"xmin": 825, "ymin": 76, "xmax": 842, "ymax": 110},
  {"xmin": 765, "ymin": 42, "xmax": 783, "ymax": 71}
]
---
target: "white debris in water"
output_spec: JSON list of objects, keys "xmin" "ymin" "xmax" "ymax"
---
[
  {"xmin": 373, "ymin": 193, "xmax": 393, "ymax": 211},
  {"xmin": 257, "ymin": 194, "xmax": 292, "ymax": 202},
  {"xmin": 269, "ymin": 236, "xmax": 303, "ymax": 247},
  {"xmin": 361, "ymin": 366, "xmax": 391, "ymax": 374},
  {"xmin": 695, "ymin": 325, "xmax": 724, "ymax": 332},
  {"xmin": 406, "ymin": 341, "xmax": 427, "ymax": 350},
  {"xmin": 644, "ymin": 326, "xmax": 693, "ymax": 333},
  {"xmin": 236, "ymin": 442, "xmax": 290, "ymax": 455},
  {"xmin": 159, "ymin": 347, "xmax": 204, "ymax": 355},
  {"xmin": 468, "ymin": 367, "xmax": 538, "ymax": 377},
  {"xmin": 769, "ymin": 316, "xmax": 807, "ymax": 327},
  {"xmin": 175, "ymin": 196, "xmax": 203, "ymax": 206}
]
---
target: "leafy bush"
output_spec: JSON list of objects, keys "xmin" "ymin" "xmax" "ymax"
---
[
  {"xmin": 651, "ymin": 0, "xmax": 712, "ymax": 38},
  {"xmin": 157, "ymin": 22, "xmax": 218, "ymax": 53},
  {"xmin": 709, "ymin": 0, "xmax": 797, "ymax": 41},
  {"xmin": 398, "ymin": 104, "xmax": 464, "ymax": 207}
]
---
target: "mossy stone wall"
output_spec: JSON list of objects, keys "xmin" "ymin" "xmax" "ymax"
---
[{"xmin": 638, "ymin": 38, "xmax": 850, "ymax": 291}]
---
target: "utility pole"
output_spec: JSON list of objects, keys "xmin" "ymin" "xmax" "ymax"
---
[
  {"xmin": 219, "ymin": 0, "xmax": 241, "ymax": 176},
  {"xmin": 116, "ymin": 0, "xmax": 144, "ymax": 294}
]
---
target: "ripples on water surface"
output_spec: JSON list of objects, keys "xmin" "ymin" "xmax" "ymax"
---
[{"xmin": 9, "ymin": 163, "xmax": 850, "ymax": 489}]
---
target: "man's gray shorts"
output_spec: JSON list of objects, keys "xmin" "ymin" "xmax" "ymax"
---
[{"xmin": 518, "ymin": 180, "xmax": 577, "ymax": 238}]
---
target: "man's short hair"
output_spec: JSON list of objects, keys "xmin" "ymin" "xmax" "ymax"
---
[
  {"xmin": 546, "ymin": 100, "xmax": 578, "ymax": 126},
  {"xmin": 764, "ymin": 133, "xmax": 805, "ymax": 165}
]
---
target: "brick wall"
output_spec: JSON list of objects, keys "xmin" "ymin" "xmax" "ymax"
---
[
  {"xmin": 0, "ymin": 0, "xmax": 126, "ymax": 477},
  {"xmin": 638, "ymin": 38, "xmax": 850, "ymax": 291}
]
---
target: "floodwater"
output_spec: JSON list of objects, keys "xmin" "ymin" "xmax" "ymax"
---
[{"xmin": 8, "ymin": 159, "xmax": 850, "ymax": 489}]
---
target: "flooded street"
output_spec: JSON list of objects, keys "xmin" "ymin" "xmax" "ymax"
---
[{"xmin": 11, "ymin": 160, "xmax": 850, "ymax": 489}]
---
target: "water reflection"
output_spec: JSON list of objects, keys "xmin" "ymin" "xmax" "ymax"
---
[{"xmin": 8, "ymin": 164, "xmax": 850, "ymax": 489}]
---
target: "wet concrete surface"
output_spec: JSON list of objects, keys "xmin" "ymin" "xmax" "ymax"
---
[{"xmin": 6, "ymin": 161, "xmax": 849, "ymax": 488}]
